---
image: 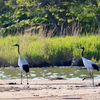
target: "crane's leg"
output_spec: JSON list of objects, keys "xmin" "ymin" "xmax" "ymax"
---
[
  {"xmin": 83, "ymin": 72, "xmax": 93, "ymax": 81},
  {"xmin": 26, "ymin": 73, "xmax": 29, "ymax": 85},
  {"xmin": 83, "ymin": 73, "xmax": 92, "ymax": 80},
  {"xmin": 83, "ymin": 72, "xmax": 94, "ymax": 86},
  {"xmin": 91, "ymin": 71, "xmax": 94, "ymax": 86},
  {"xmin": 21, "ymin": 72, "xmax": 22, "ymax": 84}
]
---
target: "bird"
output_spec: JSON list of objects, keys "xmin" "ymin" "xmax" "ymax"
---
[
  {"xmin": 13, "ymin": 44, "xmax": 29, "ymax": 84},
  {"xmin": 79, "ymin": 46, "xmax": 99, "ymax": 86}
]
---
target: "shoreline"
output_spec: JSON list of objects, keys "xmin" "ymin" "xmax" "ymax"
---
[{"xmin": 0, "ymin": 79, "xmax": 100, "ymax": 100}]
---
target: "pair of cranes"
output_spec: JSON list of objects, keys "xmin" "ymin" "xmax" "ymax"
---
[{"xmin": 13, "ymin": 44, "xmax": 99, "ymax": 86}]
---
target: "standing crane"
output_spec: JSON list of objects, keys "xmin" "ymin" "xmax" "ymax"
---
[
  {"xmin": 13, "ymin": 44, "xmax": 29, "ymax": 84},
  {"xmin": 79, "ymin": 46, "xmax": 99, "ymax": 86}
]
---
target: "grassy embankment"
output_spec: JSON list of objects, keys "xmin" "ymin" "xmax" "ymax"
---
[{"xmin": 0, "ymin": 34, "xmax": 100, "ymax": 67}]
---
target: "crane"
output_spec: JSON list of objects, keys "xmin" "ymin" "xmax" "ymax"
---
[
  {"xmin": 13, "ymin": 44, "xmax": 29, "ymax": 84},
  {"xmin": 79, "ymin": 46, "xmax": 99, "ymax": 86}
]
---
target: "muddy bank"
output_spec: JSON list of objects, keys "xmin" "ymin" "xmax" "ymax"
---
[{"xmin": 0, "ymin": 79, "xmax": 100, "ymax": 100}]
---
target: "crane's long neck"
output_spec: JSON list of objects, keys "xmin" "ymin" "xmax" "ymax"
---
[
  {"xmin": 82, "ymin": 49, "xmax": 84, "ymax": 57},
  {"xmin": 18, "ymin": 45, "xmax": 20, "ymax": 54}
]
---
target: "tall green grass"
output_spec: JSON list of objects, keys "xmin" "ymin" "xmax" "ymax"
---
[{"xmin": 0, "ymin": 34, "xmax": 100, "ymax": 67}]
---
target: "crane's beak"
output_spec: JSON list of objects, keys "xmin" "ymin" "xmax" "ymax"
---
[
  {"xmin": 79, "ymin": 47, "xmax": 82, "ymax": 49},
  {"xmin": 12, "ymin": 44, "xmax": 15, "ymax": 46},
  {"xmin": 12, "ymin": 44, "xmax": 19, "ymax": 46},
  {"xmin": 79, "ymin": 46, "xmax": 84, "ymax": 50}
]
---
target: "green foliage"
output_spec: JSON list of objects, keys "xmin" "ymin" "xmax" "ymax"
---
[
  {"xmin": 72, "ymin": 35, "xmax": 100, "ymax": 62},
  {"xmin": 68, "ymin": 0, "xmax": 98, "ymax": 34},
  {"xmin": 0, "ymin": 0, "xmax": 48, "ymax": 36},
  {"xmin": 0, "ymin": 0, "xmax": 100, "ymax": 36},
  {"xmin": 0, "ymin": 34, "xmax": 100, "ymax": 67}
]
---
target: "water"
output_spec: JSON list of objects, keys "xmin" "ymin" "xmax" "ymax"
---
[{"xmin": 0, "ymin": 67, "xmax": 100, "ymax": 80}]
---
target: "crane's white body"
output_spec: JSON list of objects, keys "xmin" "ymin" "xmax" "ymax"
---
[
  {"xmin": 82, "ymin": 57, "xmax": 96, "ymax": 72},
  {"xmin": 18, "ymin": 54, "xmax": 29, "ymax": 71}
]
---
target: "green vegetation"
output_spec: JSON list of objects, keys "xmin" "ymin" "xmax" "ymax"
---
[
  {"xmin": 0, "ymin": 0, "xmax": 100, "ymax": 67},
  {"xmin": 0, "ymin": 0, "xmax": 100, "ymax": 36},
  {"xmin": 0, "ymin": 34, "xmax": 100, "ymax": 67}
]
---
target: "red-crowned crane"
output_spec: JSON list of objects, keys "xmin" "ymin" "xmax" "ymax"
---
[
  {"xmin": 79, "ymin": 46, "xmax": 99, "ymax": 86},
  {"xmin": 13, "ymin": 44, "xmax": 29, "ymax": 84}
]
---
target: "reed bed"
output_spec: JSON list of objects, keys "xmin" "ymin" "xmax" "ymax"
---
[{"xmin": 0, "ymin": 34, "xmax": 100, "ymax": 67}]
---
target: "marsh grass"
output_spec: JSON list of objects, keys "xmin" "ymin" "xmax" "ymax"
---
[{"xmin": 0, "ymin": 34, "xmax": 100, "ymax": 67}]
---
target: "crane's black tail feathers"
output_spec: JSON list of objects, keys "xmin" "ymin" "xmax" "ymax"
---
[
  {"xmin": 92, "ymin": 64, "xmax": 99, "ymax": 71},
  {"xmin": 23, "ymin": 65, "xmax": 29, "ymax": 73}
]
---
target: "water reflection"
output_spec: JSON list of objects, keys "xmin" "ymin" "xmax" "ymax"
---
[{"xmin": 0, "ymin": 67, "xmax": 99, "ymax": 80}]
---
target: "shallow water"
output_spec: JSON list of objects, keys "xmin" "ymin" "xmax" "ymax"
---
[{"xmin": 0, "ymin": 67, "xmax": 100, "ymax": 80}]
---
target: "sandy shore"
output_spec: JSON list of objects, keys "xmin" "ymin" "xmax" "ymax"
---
[{"xmin": 0, "ymin": 79, "xmax": 100, "ymax": 100}]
